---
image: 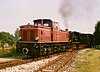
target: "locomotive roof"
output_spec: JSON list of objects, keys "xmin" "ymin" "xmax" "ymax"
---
[{"xmin": 33, "ymin": 19, "xmax": 52, "ymax": 22}]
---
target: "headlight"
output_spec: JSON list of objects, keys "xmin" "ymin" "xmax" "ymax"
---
[{"xmin": 35, "ymin": 37, "xmax": 39, "ymax": 41}]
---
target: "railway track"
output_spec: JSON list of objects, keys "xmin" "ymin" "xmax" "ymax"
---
[
  {"xmin": 0, "ymin": 58, "xmax": 34, "ymax": 69},
  {"xmin": 0, "ymin": 53, "xmax": 62, "ymax": 69},
  {"xmin": 0, "ymin": 50, "xmax": 78, "ymax": 72},
  {"xmin": 35, "ymin": 50, "xmax": 78, "ymax": 72}
]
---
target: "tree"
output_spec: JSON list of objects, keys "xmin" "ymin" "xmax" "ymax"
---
[
  {"xmin": 0, "ymin": 32, "xmax": 16, "ymax": 54},
  {"xmin": 14, "ymin": 28, "xmax": 19, "ymax": 42},
  {"xmin": 94, "ymin": 21, "xmax": 100, "ymax": 45},
  {"xmin": 0, "ymin": 32, "xmax": 16, "ymax": 46}
]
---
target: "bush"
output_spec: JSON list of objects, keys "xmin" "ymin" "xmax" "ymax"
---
[
  {"xmin": 95, "ymin": 45, "xmax": 100, "ymax": 50},
  {"xmin": 10, "ymin": 47, "xmax": 16, "ymax": 56},
  {"xmin": 0, "ymin": 47, "xmax": 22, "ymax": 58},
  {"xmin": 10, "ymin": 47, "xmax": 23, "ymax": 56}
]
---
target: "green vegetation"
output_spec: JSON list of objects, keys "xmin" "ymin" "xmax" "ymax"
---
[
  {"xmin": 14, "ymin": 28, "xmax": 19, "ymax": 41},
  {"xmin": 0, "ymin": 47, "xmax": 22, "ymax": 58},
  {"xmin": 0, "ymin": 29, "xmax": 20, "ymax": 57},
  {"xmin": 94, "ymin": 21, "xmax": 100, "ymax": 45},
  {"xmin": 0, "ymin": 32, "xmax": 16, "ymax": 46},
  {"xmin": 0, "ymin": 28, "xmax": 19, "ymax": 47},
  {"xmin": 0, "ymin": 49, "xmax": 10, "ymax": 55},
  {"xmin": 95, "ymin": 45, "xmax": 100, "ymax": 50},
  {"xmin": 70, "ymin": 48, "xmax": 100, "ymax": 72}
]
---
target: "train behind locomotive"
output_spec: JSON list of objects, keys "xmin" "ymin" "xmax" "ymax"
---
[
  {"xmin": 69, "ymin": 31, "xmax": 94, "ymax": 48},
  {"xmin": 16, "ymin": 19, "xmax": 70, "ymax": 57}
]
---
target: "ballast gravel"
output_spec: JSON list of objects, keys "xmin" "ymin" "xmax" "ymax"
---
[{"xmin": 0, "ymin": 56, "xmax": 59, "ymax": 72}]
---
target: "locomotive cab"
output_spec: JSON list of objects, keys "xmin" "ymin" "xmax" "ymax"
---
[
  {"xmin": 34, "ymin": 19, "xmax": 52, "ymax": 27},
  {"xmin": 33, "ymin": 19, "xmax": 52, "ymax": 42}
]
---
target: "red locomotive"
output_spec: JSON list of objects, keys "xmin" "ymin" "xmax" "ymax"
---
[{"xmin": 16, "ymin": 19, "xmax": 70, "ymax": 57}]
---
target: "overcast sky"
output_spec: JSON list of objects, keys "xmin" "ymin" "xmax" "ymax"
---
[{"xmin": 0, "ymin": 0, "xmax": 100, "ymax": 34}]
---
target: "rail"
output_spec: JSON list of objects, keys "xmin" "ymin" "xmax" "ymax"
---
[{"xmin": 35, "ymin": 50, "xmax": 78, "ymax": 72}]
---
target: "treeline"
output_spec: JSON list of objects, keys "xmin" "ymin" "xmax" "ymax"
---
[
  {"xmin": 0, "ymin": 32, "xmax": 16, "ymax": 45},
  {"xmin": 0, "ymin": 28, "xmax": 19, "ymax": 47},
  {"xmin": 94, "ymin": 21, "xmax": 100, "ymax": 45}
]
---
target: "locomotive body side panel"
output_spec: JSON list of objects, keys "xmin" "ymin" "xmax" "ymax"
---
[
  {"xmin": 41, "ymin": 27, "xmax": 51, "ymax": 42},
  {"xmin": 51, "ymin": 21, "xmax": 69, "ymax": 42},
  {"xmin": 51, "ymin": 22, "xmax": 60, "ymax": 41},
  {"xmin": 59, "ymin": 30, "xmax": 69, "ymax": 41}
]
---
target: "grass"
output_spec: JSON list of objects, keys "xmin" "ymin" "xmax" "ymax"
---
[
  {"xmin": 0, "ymin": 47, "xmax": 22, "ymax": 58},
  {"xmin": 95, "ymin": 45, "xmax": 100, "ymax": 50},
  {"xmin": 70, "ymin": 48, "xmax": 100, "ymax": 72},
  {"xmin": 0, "ymin": 49, "xmax": 10, "ymax": 55}
]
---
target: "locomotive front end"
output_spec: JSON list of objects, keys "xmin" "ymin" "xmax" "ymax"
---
[{"xmin": 16, "ymin": 19, "xmax": 52, "ymax": 57}]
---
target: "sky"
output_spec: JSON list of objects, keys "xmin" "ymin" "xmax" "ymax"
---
[{"xmin": 0, "ymin": 0, "xmax": 100, "ymax": 34}]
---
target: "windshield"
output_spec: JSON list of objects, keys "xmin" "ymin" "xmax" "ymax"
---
[{"xmin": 33, "ymin": 19, "xmax": 52, "ymax": 27}]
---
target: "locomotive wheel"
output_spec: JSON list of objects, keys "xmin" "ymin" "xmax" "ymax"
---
[{"xmin": 22, "ymin": 48, "xmax": 29, "ymax": 54}]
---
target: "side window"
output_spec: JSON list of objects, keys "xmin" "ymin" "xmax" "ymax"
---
[
  {"xmin": 34, "ymin": 22, "xmax": 41, "ymax": 26},
  {"xmin": 43, "ymin": 20, "xmax": 52, "ymax": 27},
  {"xmin": 55, "ymin": 22, "xmax": 60, "ymax": 30},
  {"xmin": 34, "ymin": 20, "xmax": 42, "ymax": 26}
]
